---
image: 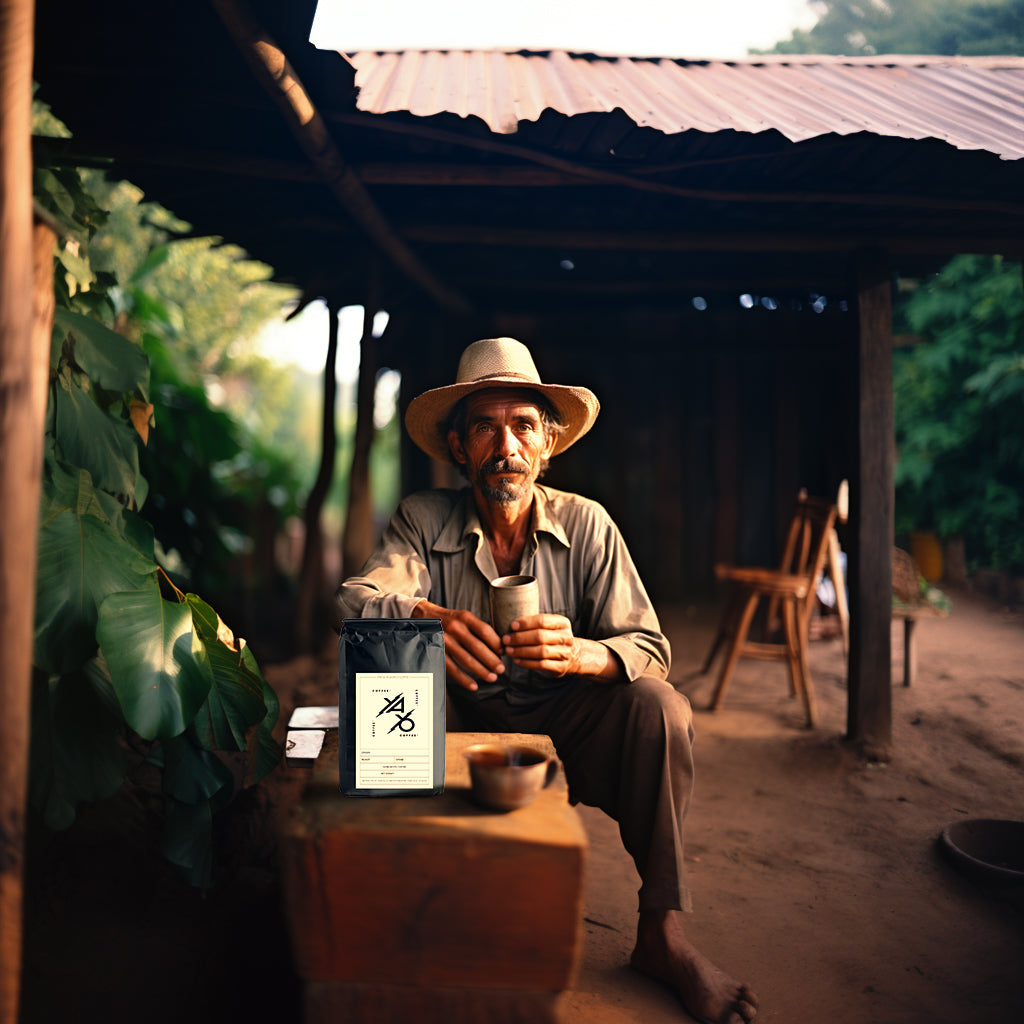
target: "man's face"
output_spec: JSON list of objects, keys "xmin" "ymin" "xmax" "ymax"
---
[{"xmin": 449, "ymin": 389, "xmax": 557, "ymax": 505}]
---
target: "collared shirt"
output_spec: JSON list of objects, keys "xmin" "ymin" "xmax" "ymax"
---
[{"xmin": 335, "ymin": 485, "xmax": 671, "ymax": 704}]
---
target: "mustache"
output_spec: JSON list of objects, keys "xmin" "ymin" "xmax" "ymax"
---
[{"xmin": 482, "ymin": 457, "xmax": 530, "ymax": 475}]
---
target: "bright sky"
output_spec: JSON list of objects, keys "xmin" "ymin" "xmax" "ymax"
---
[
  {"xmin": 309, "ymin": 0, "xmax": 818, "ymax": 58},
  {"xmin": 257, "ymin": 1, "xmax": 820, "ymax": 380}
]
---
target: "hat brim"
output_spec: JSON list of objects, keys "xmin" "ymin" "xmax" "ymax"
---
[{"xmin": 405, "ymin": 376, "xmax": 600, "ymax": 464}]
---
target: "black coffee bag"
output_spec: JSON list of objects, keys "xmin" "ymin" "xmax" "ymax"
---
[{"xmin": 338, "ymin": 619, "xmax": 446, "ymax": 796}]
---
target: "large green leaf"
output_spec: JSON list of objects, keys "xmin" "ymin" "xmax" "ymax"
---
[
  {"xmin": 252, "ymin": 668, "xmax": 282, "ymax": 785},
  {"xmin": 160, "ymin": 732, "xmax": 235, "ymax": 804},
  {"xmin": 97, "ymin": 580, "xmax": 213, "ymax": 740},
  {"xmin": 35, "ymin": 465, "xmax": 156, "ymax": 675},
  {"xmin": 160, "ymin": 734, "xmax": 239, "ymax": 890},
  {"xmin": 187, "ymin": 595, "xmax": 267, "ymax": 752},
  {"xmin": 122, "ymin": 505, "xmax": 156, "ymax": 561},
  {"xmin": 53, "ymin": 306, "xmax": 149, "ymax": 397},
  {"xmin": 53, "ymin": 373, "xmax": 141, "ymax": 502},
  {"xmin": 161, "ymin": 797, "xmax": 214, "ymax": 891},
  {"xmin": 29, "ymin": 662, "xmax": 127, "ymax": 831}
]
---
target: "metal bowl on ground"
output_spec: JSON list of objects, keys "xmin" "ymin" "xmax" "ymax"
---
[{"xmin": 938, "ymin": 819, "xmax": 1024, "ymax": 885}]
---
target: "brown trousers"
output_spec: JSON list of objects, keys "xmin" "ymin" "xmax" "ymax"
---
[{"xmin": 448, "ymin": 676, "xmax": 695, "ymax": 912}]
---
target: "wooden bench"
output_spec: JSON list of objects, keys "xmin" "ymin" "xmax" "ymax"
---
[{"xmin": 278, "ymin": 727, "xmax": 587, "ymax": 1024}]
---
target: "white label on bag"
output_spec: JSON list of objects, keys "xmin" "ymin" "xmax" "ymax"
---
[{"xmin": 355, "ymin": 672, "xmax": 434, "ymax": 789}]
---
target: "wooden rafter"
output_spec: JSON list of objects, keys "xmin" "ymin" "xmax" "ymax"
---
[
  {"xmin": 398, "ymin": 224, "xmax": 1024, "ymax": 257},
  {"xmin": 325, "ymin": 111, "xmax": 1024, "ymax": 218},
  {"xmin": 208, "ymin": 0, "xmax": 471, "ymax": 315},
  {"xmin": 37, "ymin": 137, "xmax": 1024, "ymax": 219},
  {"xmin": 258, "ymin": 215, "xmax": 1024, "ymax": 259}
]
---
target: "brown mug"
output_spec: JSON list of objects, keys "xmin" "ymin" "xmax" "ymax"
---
[{"xmin": 464, "ymin": 742, "xmax": 557, "ymax": 811}]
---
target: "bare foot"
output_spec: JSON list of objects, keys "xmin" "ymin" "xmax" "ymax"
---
[{"xmin": 631, "ymin": 910, "xmax": 758, "ymax": 1024}]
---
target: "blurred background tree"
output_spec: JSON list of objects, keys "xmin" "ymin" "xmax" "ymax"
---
[
  {"xmin": 894, "ymin": 256, "xmax": 1024, "ymax": 573},
  {"xmin": 765, "ymin": 0, "xmax": 1024, "ymax": 578},
  {"xmin": 765, "ymin": 0, "xmax": 1024, "ymax": 57}
]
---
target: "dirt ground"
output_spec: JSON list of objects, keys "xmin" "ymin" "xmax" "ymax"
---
[{"xmin": 19, "ymin": 584, "xmax": 1024, "ymax": 1024}]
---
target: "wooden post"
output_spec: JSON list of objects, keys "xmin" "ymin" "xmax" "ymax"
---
[
  {"xmin": 341, "ymin": 304, "xmax": 378, "ymax": 580},
  {"xmin": 295, "ymin": 300, "xmax": 339, "ymax": 651},
  {"xmin": 846, "ymin": 248, "xmax": 894, "ymax": 758},
  {"xmin": 1, "ymin": 2, "xmax": 49, "ymax": 1018}
]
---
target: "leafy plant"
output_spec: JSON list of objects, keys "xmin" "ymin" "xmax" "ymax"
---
[
  {"xmin": 758, "ymin": 5, "xmax": 1024, "ymax": 576},
  {"xmin": 893, "ymin": 255, "xmax": 1024, "ymax": 572},
  {"xmin": 32, "ymin": 136, "xmax": 282, "ymax": 888}
]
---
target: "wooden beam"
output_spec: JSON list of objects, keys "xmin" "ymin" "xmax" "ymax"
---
[
  {"xmin": 453, "ymin": 276, "xmax": 851, "ymax": 296},
  {"xmin": 399, "ymin": 223, "xmax": 1024, "ymax": 257},
  {"xmin": 34, "ymin": 141, "xmax": 587, "ymax": 187},
  {"xmin": 266, "ymin": 214, "xmax": 1024, "ymax": 259},
  {"xmin": 33, "ymin": 136, "xmax": 320, "ymax": 182},
  {"xmin": 40, "ymin": 128, "xmax": 1024, "ymax": 222},
  {"xmin": 846, "ymin": 247, "xmax": 894, "ymax": 759},
  {"xmin": 1, "ymin": 3, "xmax": 51, "ymax": 1020},
  {"xmin": 326, "ymin": 111, "xmax": 1024, "ymax": 217},
  {"xmin": 357, "ymin": 163, "xmax": 593, "ymax": 186},
  {"xmin": 208, "ymin": 0, "xmax": 471, "ymax": 316}
]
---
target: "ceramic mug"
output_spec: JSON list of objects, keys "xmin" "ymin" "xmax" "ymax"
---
[
  {"xmin": 489, "ymin": 574, "xmax": 539, "ymax": 637},
  {"xmin": 464, "ymin": 742, "xmax": 557, "ymax": 811}
]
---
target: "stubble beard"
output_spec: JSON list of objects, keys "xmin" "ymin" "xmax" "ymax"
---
[{"xmin": 477, "ymin": 457, "xmax": 533, "ymax": 505}]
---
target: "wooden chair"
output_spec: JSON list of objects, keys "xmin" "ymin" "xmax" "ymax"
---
[
  {"xmin": 702, "ymin": 491, "xmax": 839, "ymax": 727},
  {"xmin": 825, "ymin": 480, "xmax": 850, "ymax": 656}
]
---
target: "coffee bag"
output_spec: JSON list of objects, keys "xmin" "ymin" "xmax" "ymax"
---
[{"xmin": 338, "ymin": 619, "xmax": 446, "ymax": 796}]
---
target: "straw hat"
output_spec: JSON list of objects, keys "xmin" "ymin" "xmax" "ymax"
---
[{"xmin": 404, "ymin": 337, "xmax": 600, "ymax": 464}]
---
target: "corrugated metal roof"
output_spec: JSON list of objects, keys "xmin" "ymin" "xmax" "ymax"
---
[{"xmin": 343, "ymin": 51, "xmax": 1024, "ymax": 160}]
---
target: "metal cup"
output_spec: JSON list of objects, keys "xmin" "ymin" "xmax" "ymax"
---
[{"xmin": 489, "ymin": 574, "xmax": 539, "ymax": 637}]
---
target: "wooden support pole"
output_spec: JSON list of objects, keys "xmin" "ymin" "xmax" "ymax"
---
[
  {"xmin": 341, "ymin": 292, "xmax": 379, "ymax": 582},
  {"xmin": 295, "ymin": 300, "xmax": 339, "ymax": 652},
  {"xmin": 1, "ymin": 2, "xmax": 49, "ymax": 1018},
  {"xmin": 209, "ymin": 0, "xmax": 472, "ymax": 316},
  {"xmin": 846, "ymin": 247, "xmax": 894, "ymax": 758}
]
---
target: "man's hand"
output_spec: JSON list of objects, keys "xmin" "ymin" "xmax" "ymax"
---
[
  {"xmin": 412, "ymin": 599, "xmax": 504, "ymax": 692},
  {"xmin": 501, "ymin": 613, "xmax": 623, "ymax": 682}
]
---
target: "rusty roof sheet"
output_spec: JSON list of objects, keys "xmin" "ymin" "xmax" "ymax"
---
[{"xmin": 343, "ymin": 51, "xmax": 1024, "ymax": 160}]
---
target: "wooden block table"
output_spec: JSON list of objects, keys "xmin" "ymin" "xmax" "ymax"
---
[{"xmin": 279, "ymin": 731, "xmax": 588, "ymax": 1024}]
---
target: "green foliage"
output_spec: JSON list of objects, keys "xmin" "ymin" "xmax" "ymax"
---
[
  {"xmin": 82, "ymin": 174, "xmax": 308, "ymax": 443},
  {"xmin": 762, "ymin": 6, "xmax": 1024, "ymax": 574},
  {"xmin": 138, "ymin": 333, "xmax": 303, "ymax": 603},
  {"xmin": 766, "ymin": 0, "xmax": 1024, "ymax": 57},
  {"xmin": 893, "ymin": 255, "xmax": 1024, "ymax": 571},
  {"xmin": 32, "ymin": 133, "xmax": 284, "ymax": 889}
]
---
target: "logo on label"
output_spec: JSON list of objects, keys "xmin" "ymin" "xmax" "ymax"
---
[{"xmin": 377, "ymin": 692, "xmax": 416, "ymax": 733}]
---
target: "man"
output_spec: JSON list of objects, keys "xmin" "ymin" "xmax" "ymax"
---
[{"xmin": 336, "ymin": 337, "xmax": 758, "ymax": 1024}]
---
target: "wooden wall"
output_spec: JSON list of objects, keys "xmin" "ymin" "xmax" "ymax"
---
[{"xmin": 395, "ymin": 304, "xmax": 857, "ymax": 603}]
